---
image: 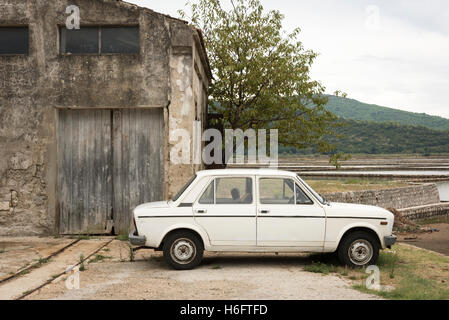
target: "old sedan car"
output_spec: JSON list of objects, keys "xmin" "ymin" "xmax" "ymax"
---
[{"xmin": 129, "ymin": 169, "xmax": 397, "ymax": 270}]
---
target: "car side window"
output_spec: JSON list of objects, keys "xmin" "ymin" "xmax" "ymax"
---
[
  {"xmin": 215, "ymin": 177, "xmax": 253, "ymax": 204},
  {"xmin": 199, "ymin": 181, "xmax": 214, "ymax": 204},
  {"xmin": 295, "ymin": 183, "xmax": 313, "ymax": 205},
  {"xmin": 259, "ymin": 178, "xmax": 295, "ymax": 204}
]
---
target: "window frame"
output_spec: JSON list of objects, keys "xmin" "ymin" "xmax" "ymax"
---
[
  {"xmin": 59, "ymin": 25, "xmax": 140, "ymax": 56},
  {"xmin": 257, "ymin": 176, "xmax": 314, "ymax": 206},
  {"xmin": 196, "ymin": 176, "xmax": 255, "ymax": 205},
  {"xmin": 0, "ymin": 26, "xmax": 29, "ymax": 56}
]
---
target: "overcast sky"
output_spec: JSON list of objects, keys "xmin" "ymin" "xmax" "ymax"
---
[{"xmin": 127, "ymin": 0, "xmax": 449, "ymax": 118}]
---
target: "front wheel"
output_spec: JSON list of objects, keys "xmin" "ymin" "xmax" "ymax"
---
[
  {"xmin": 163, "ymin": 231, "xmax": 204, "ymax": 270},
  {"xmin": 338, "ymin": 231, "xmax": 379, "ymax": 268}
]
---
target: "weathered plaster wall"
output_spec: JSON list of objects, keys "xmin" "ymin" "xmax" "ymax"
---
[
  {"xmin": 165, "ymin": 20, "xmax": 210, "ymax": 198},
  {"xmin": 323, "ymin": 184, "xmax": 441, "ymax": 210},
  {"xmin": 0, "ymin": 0, "xmax": 210, "ymax": 235}
]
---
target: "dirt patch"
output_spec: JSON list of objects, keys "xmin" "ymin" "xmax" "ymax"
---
[
  {"xmin": 398, "ymin": 223, "xmax": 449, "ymax": 256},
  {"xmin": 0, "ymin": 237, "xmax": 75, "ymax": 280},
  {"xmin": 24, "ymin": 248, "xmax": 381, "ymax": 300},
  {"xmin": 0, "ymin": 238, "xmax": 112, "ymax": 300}
]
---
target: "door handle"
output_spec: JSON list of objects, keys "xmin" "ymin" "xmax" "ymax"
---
[
  {"xmin": 259, "ymin": 209, "xmax": 270, "ymax": 214},
  {"xmin": 195, "ymin": 209, "xmax": 207, "ymax": 214}
]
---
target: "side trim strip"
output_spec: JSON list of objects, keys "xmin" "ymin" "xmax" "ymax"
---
[
  {"xmin": 327, "ymin": 216, "xmax": 387, "ymax": 220},
  {"xmin": 139, "ymin": 215, "xmax": 385, "ymax": 220}
]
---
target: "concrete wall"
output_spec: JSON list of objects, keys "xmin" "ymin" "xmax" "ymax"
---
[
  {"xmin": 323, "ymin": 184, "xmax": 441, "ymax": 209},
  {"xmin": 0, "ymin": 0, "xmax": 210, "ymax": 235}
]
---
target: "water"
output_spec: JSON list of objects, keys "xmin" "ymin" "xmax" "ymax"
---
[
  {"xmin": 436, "ymin": 182, "xmax": 449, "ymax": 201},
  {"xmin": 304, "ymin": 171, "xmax": 449, "ymax": 202}
]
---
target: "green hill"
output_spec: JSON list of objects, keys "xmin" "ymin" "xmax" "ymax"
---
[
  {"xmin": 281, "ymin": 120, "xmax": 449, "ymax": 155},
  {"xmin": 329, "ymin": 120, "xmax": 449, "ymax": 154},
  {"xmin": 325, "ymin": 95, "xmax": 449, "ymax": 131}
]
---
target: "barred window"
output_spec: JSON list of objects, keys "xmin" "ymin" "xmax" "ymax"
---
[{"xmin": 60, "ymin": 26, "xmax": 139, "ymax": 54}]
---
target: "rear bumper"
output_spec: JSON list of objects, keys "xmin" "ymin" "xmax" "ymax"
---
[
  {"xmin": 129, "ymin": 232, "xmax": 146, "ymax": 246},
  {"xmin": 384, "ymin": 235, "xmax": 397, "ymax": 248}
]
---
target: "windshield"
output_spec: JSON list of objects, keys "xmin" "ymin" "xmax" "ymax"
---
[
  {"xmin": 172, "ymin": 175, "xmax": 197, "ymax": 202},
  {"xmin": 296, "ymin": 175, "xmax": 325, "ymax": 204}
]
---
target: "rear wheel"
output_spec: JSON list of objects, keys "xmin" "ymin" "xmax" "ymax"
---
[
  {"xmin": 163, "ymin": 231, "xmax": 204, "ymax": 270},
  {"xmin": 338, "ymin": 231, "xmax": 379, "ymax": 268}
]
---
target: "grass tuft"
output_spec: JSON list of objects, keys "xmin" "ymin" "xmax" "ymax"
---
[
  {"xmin": 116, "ymin": 234, "xmax": 129, "ymax": 242},
  {"xmin": 88, "ymin": 254, "xmax": 111, "ymax": 264}
]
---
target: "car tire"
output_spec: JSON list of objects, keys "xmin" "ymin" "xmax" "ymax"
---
[
  {"xmin": 163, "ymin": 231, "xmax": 204, "ymax": 270},
  {"xmin": 337, "ymin": 231, "xmax": 380, "ymax": 268}
]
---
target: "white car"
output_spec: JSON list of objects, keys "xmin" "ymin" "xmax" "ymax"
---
[{"xmin": 130, "ymin": 169, "xmax": 397, "ymax": 270}]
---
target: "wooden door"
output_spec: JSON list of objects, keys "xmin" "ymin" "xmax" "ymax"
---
[
  {"xmin": 112, "ymin": 108, "xmax": 164, "ymax": 235},
  {"xmin": 58, "ymin": 109, "xmax": 113, "ymax": 234},
  {"xmin": 58, "ymin": 108, "xmax": 164, "ymax": 235}
]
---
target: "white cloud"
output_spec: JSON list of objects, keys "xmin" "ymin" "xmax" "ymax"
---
[{"xmin": 126, "ymin": 0, "xmax": 449, "ymax": 118}]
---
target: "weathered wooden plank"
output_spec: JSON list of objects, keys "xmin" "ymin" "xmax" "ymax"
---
[
  {"xmin": 113, "ymin": 108, "xmax": 164, "ymax": 235},
  {"xmin": 58, "ymin": 109, "xmax": 112, "ymax": 234},
  {"xmin": 59, "ymin": 108, "xmax": 163, "ymax": 235}
]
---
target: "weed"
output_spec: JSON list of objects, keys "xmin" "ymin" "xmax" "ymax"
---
[
  {"xmin": 304, "ymin": 262, "xmax": 336, "ymax": 275},
  {"xmin": 79, "ymin": 254, "xmax": 85, "ymax": 271},
  {"xmin": 88, "ymin": 254, "xmax": 111, "ymax": 264},
  {"xmin": 116, "ymin": 234, "xmax": 129, "ymax": 242}
]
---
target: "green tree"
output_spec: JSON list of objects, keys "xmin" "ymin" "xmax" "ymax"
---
[{"xmin": 180, "ymin": 0, "xmax": 338, "ymax": 152}]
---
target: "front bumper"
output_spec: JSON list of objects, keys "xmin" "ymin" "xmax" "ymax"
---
[
  {"xmin": 384, "ymin": 235, "xmax": 397, "ymax": 248},
  {"xmin": 129, "ymin": 232, "xmax": 146, "ymax": 246}
]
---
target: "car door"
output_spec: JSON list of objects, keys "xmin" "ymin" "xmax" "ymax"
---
[
  {"xmin": 256, "ymin": 176, "xmax": 326, "ymax": 249},
  {"xmin": 193, "ymin": 176, "xmax": 257, "ymax": 246}
]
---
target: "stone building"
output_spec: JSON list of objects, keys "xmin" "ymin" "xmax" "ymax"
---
[{"xmin": 0, "ymin": 0, "xmax": 211, "ymax": 236}]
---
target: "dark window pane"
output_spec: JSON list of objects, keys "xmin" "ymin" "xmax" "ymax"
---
[
  {"xmin": 101, "ymin": 27, "xmax": 139, "ymax": 54},
  {"xmin": 0, "ymin": 27, "xmax": 29, "ymax": 54},
  {"xmin": 61, "ymin": 27, "xmax": 99, "ymax": 54}
]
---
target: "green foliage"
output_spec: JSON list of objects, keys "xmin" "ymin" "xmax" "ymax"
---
[
  {"xmin": 328, "ymin": 120, "xmax": 449, "ymax": 154},
  {"xmin": 283, "ymin": 119, "xmax": 449, "ymax": 155},
  {"xmin": 79, "ymin": 254, "xmax": 85, "ymax": 272},
  {"xmin": 180, "ymin": 0, "xmax": 339, "ymax": 152},
  {"xmin": 88, "ymin": 254, "xmax": 111, "ymax": 264},
  {"xmin": 303, "ymin": 261, "xmax": 336, "ymax": 275},
  {"xmin": 329, "ymin": 152, "xmax": 352, "ymax": 169},
  {"xmin": 326, "ymin": 95, "xmax": 449, "ymax": 131},
  {"xmin": 115, "ymin": 234, "xmax": 129, "ymax": 242}
]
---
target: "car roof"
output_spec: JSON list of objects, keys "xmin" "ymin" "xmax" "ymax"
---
[{"xmin": 196, "ymin": 169, "xmax": 298, "ymax": 178}]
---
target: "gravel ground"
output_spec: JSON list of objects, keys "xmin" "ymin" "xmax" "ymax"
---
[{"xmin": 25, "ymin": 243, "xmax": 381, "ymax": 300}]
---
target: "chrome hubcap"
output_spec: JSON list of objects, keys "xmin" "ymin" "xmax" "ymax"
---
[
  {"xmin": 170, "ymin": 238, "xmax": 196, "ymax": 264},
  {"xmin": 348, "ymin": 239, "xmax": 373, "ymax": 266}
]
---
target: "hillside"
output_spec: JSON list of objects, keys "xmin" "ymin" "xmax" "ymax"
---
[
  {"xmin": 281, "ymin": 119, "xmax": 449, "ymax": 155},
  {"xmin": 325, "ymin": 95, "xmax": 449, "ymax": 131}
]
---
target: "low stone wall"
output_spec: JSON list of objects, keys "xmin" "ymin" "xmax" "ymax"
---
[
  {"xmin": 322, "ymin": 183, "xmax": 440, "ymax": 209},
  {"xmin": 398, "ymin": 203, "xmax": 449, "ymax": 220}
]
